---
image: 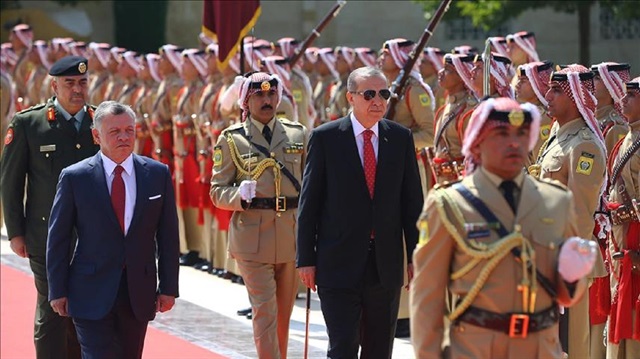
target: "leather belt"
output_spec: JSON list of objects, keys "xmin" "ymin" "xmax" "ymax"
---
[
  {"xmin": 455, "ymin": 305, "xmax": 559, "ymax": 338},
  {"xmin": 248, "ymin": 197, "xmax": 299, "ymax": 211}
]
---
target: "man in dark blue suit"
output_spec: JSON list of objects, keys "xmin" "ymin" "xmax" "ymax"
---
[
  {"xmin": 46, "ymin": 101, "xmax": 180, "ymax": 359},
  {"xmin": 297, "ymin": 66, "xmax": 423, "ymax": 358}
]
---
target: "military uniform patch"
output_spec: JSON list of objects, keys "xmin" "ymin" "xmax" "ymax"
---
[
  {"xmin": 419, "ymin": 93, "xmax": 431, "ymax": 107},
  {"xmin": 576, "ymin": 151, "xmax": 594, "ymax": 175},
  {"xmin": 213, "ymin": 146, "xmax": 222, "ymax": 167},
  {"xmin": 4, "ymin": 128, "xmax": 14, "ymax": 145},
  {"xmin": 540, "ymin": 125, "xmax": 551, "ymax": 140},
  {"xmin": 276, "ymin": 112, "xmax": 287, "ymax": 119},
  {"xmin": 292, "ymin": 90, "xmax": 303, "ymax": 103}
]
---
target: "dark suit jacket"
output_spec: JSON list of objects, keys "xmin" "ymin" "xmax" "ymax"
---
[
  {"xmin": 46, "ymin": 153, "xmax": 180, "ymax": 322},
  {"xmin": 296, "ymin": 116, "xmax": 423, "ymax": 289},
  {"xmin": 1, "ymin": 98, "xmax": 99, "ymax": 256}
]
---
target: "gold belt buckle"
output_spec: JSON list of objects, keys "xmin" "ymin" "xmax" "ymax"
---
[
  {"xmin": 509, "ymin": 314, "xmax": 530, "ymax": 338},
  {"xmin": 275, "ymin": 196, "xmax": 286, "ymax": 212}
]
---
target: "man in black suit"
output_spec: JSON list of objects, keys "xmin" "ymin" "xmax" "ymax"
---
[
  {"xmin": 297, "ymin": 66, "xmax": 423, "ymax": 358},
  {"xmin": 47, "ymin": 101, "xmax": 180, "ymax": 359}
]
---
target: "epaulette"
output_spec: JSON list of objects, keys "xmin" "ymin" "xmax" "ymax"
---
[
  {"xmin": 17, "ymin": 102, "xmax": 46, "ymax": 114},
  {"xmin": 580, "ymin": 126, "xmax": 593, "ymax": 140},
  {"xmin": 609, "ymin": 110, "xmax": 625, "ymax": 125},
  {"xmin": 533, "ymin": 176, "xmax": 569, "ymax": 192},
  {"xmin": 278, "ymin": 118, "xmax": 304, "ymax": 128}
]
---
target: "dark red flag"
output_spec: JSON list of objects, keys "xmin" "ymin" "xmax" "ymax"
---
[{"xmin": 202, "ymin": 0, "xmax": 261, "ymax": 70}]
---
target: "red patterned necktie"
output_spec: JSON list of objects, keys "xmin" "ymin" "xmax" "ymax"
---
[
  {"xmin": 111, "ymin": 165, "xmax": 126, "ymax": 233},
  {"xmin": 363, "ymin": 129, "xmax": 376, "ymax": 198}
]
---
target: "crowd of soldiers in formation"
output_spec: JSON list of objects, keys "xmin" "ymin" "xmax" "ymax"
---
[{"xmin": 2, "ymin": 23, "xmax": 638, "ymax": 357}]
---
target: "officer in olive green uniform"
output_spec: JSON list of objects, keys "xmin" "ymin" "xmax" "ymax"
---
[
  {"xmin": 411, "ymin": 98, "xmax": 594, "ymax": 358},
  {"xmin": 530, "ymin": 65, "xmax": 607, "ymax": 359},
  {"xmin": 1, "ymin": 56, "xmax": 99, "ymax": 359},
  {"xmin": 210, "ymin": 72, "xmax": 306, "ymax": 358}
]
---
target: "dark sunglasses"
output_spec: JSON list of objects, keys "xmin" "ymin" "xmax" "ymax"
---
[{"xmin": 351, "ymin": 89, "xmax": 392, "ymax": 101}]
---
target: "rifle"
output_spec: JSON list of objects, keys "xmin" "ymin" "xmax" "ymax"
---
[
  {"xmin": 482, "ymin": 38, "xmax": 492, "ymax": 97},
  {"xmin": 288, "ymin": 0, "xmax": 347, "ymax": 68},
  {"xmin": 385, "ymin": 0, "xmax": 452, "ymax": 120}
]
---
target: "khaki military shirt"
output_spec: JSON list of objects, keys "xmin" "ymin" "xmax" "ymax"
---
[
  {"xmin": 596, "ymin": 105, "xmax": 629, "ymax": 153},
  {"xmin": 327, "ymin": 77, "xmax": 349, "ymax": 121},
  {"xmin": 88, "ymin": 71, "xmax": 110, "ymax": 106},
  {"xmin": 210, "ymin": 117, "xmax": 307, "ymax": 264},
  {"xmin": 528, "ymin": 104, "xmax": 553, "ymax": 167},
  {"xmin": 535, "ymin": 118, "xmax": 607, "ymax": 276},
  {"xmin": 313, "ymin": 77, "xmax": 334, "ymax": 123},
  {"xmin": 434, "ymin": 90, "xmax": 477, "ymax": 159},
  {"xmin": 291, "ymin": 69, "xmax": 315, "ymax": 130},
  {"xmin": 411, "ymin": 168, "xmax": 585, "ymax": 358},
  {"xmin": 392, "ymin": 77, "xmax": 436, "ymax": 149}
]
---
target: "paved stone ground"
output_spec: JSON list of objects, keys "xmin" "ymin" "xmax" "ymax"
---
[{"xmin": 0, "ymin": 230, "xmax": 416, "ymax": 358}]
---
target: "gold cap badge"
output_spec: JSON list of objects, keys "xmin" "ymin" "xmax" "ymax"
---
[
  {"xmin": 78, "ymin": 62, "xmax": 87, "ymax": 74},
  {"xmin": 261, "ymin": 81, "xmax": 271, "ymax": 91},
  {"xmin": 508, "ymin": 110, "xmax": 524, "ymax": 127}
]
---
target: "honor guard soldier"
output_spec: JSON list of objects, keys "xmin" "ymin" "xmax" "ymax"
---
[
  {"xmin": 590, "ymin": 61, "xmax": 631, "ymax": 358},
  {"xmin": 9, "ymin": 24, "xmax": 34, "ymax": 111},
  {"xmin": 132, "ymin": 54, "xmax": 159, "ymax": 157},
  {"xmin": 102, "ymin": 47, "xmax": 126, "ymax": 101},
  {"xmin": 87, "ymin": 42, "xmax": 112, "ymax": 105},
  {"xmin": 530, "ymin": 64, "xmax": 608, "ymax": 358},
  {"xmin": 430, "ymin": 53, "xmax": 478, "ymax": 185},
  {"xmin": 150, "ymin": 45, "xmax": 183, "ymax": 173},
  {"xmin": 25, "ymin": 41, "xmax": 51, "ymax": 107},
  {"xmin": 606, "ymin": 77, "xmax": 640, "ymax": 359},
  {"xmin": 506, "ymin": 31, "xmax": 540, "ymax": 87},
  {"xmin": 260, "ymin": 56, "xmax": 298, "ymax": 123},
  {"xmin": 1, "ymin": 55, "xmax": 100, "ymax": 359},
  {"xmin": 411, "ymin": 98, "xmax": 596, "ymax": 358},
  {"xmin": 302, "ymin": 47, "xmax": 319, "ymax": 95},
  {"xmin": 515, "ymin": 61, "xmax": 554, "ymax": 166},
  {"xmin": 420, "ymin": 47, "xmax": 447, "ymax": 108},
  {"xmin": 326, "ymin": 46, "xmax": 354, "ymax": 121},
  {"xmin": 174, "ymin": 49, "xmax": 208, "ymax": 268},
  {"xmin": 313, "ymin": 47, "xmax": 339, "ymax": 124},
  {"xmin": 592, "ymin": 62, "xmax": 632, "ymax": 152},
  {"xmin": 210, "ymin": 72, "xmax": 307, "ymax": 358},
  {"xmin": 275, "ymin": 37, "xmax": 317, "ymax": 131},
  {"xmin": 471, "ymin": 52, "xmax": 515, "ymax": 99}
]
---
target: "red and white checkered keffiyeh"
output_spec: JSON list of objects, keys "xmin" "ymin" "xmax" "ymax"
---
[
  {"xmin": 423, "ymin": 47, "xmax": 444, "ymax": 72},
  {"xmin": 479, "ymin": 52, "xmax": 514, "ymax": 99},
  {"xmin": 517, "ymin": 61, "xmax": 552, "ymax": 107},
  {"xmin": 160, "ymin": 44, "xmax": 183, "ymax": 74},
  {"xmin": 462, "ymin": 97, "xmax": 541, "ymax": 174},
  {"xmin": 89, "ymin": 42, "xmax": 111, "ymax": 69},
  {"xmin": 242, "ymin": 39, "xmax": 273, "ymax": 72},
  {"xmin": 33, "ymin": 40, "xmax": 51, "ymax": 70},
  {"xmin": 336, "ymin": 46, "xmax": 355, "ymax": 68},
  {"xmin": 354, "ymin": 47, "xmax": 377, "ymax": 68},
  {"xmin": 488, "ymin": 37, "xmax": 509, "ymax": 58},
  {"xmin": 145, "ymin": 53, "xmax": 162, "ymax": 83},
  {"xmin": 122, "ymin": 51, "xmax": 142, "ymax": 73},
  {"xmin": 182, "ymin": 49, "xmax": 208, "ymax": 78},
  {"xmin": 595, "ymin": 62, "xmax": 631, "ymax": 116},
  {"xmin": 445, "ymin": 53, "xmax": 476, "ymax": 96},
  {"xmin": 11, "ymin": 24, "xmax": 33, "ymax": 49},
  {"xmin": 506, "ymin": 31, "xmax": 539, "ymax": 62},
  {"xmin": 69, "ymin": 42, "xmax": 87, "ymax": 58},
  {"xmin": 316, "ymin": 47, "xmax": 339, "ymax": 80},
  {"xmin": 237, "ymin": 72, "xmax": 283, "ymax": 122}
]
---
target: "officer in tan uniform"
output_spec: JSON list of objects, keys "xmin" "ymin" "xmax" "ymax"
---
[
  {"xmin": 592, "ymin": 62, "xmax": 631, "ymax": 152},
  {"xmin": 211, "ymin": 72, "xmax": 307, "ymax": 358},
  {"xmin": 515, "ymin": 61, "xmax": 554, "ymax": 166},
  {"xmin": 530, "ymin": 64, "xmax": 608, "ymax": 358},
  {"xmin": 606, "ymin": 77, "xmax": 640, "ymax": 359},
  {"xmin": 470, "ymin": 52, "xmax": 514, "ymax": 99},
  {"xmin": 378, "ymin": 37, "xmax": 436, "ymax": 337},
  {"xmin": 430, "ymin": 53, "xmax": 478, "ymax": 185},
  {"xmin": 420, "ymin": 47, "xmax": 446, "ymax": 108},
  {"xmin": 411, "ymin": 97, "xmax": 596, "ymax": 358}
]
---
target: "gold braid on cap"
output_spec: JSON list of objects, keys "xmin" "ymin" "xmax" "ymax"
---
[{"xmin": 430, "ymin": 190, "xmax": 538, "ymax": 319}]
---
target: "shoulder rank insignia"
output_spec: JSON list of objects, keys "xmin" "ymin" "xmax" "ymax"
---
[
  {"xmin": 276, "ymin": 111, "xmax": 287, "ymax": 119},
  {"xmin": 47, "ymin": 107, "xmax": 56, "ymax": 122},
  {"xmin": 4, "ymin": 128, "xmax": 14, "ymax": 145},
  {"xmin": 418, "ymin": 220, "xmax": 429, "ymax": 246},
  {"xmin": 419, "ymin": 93, "xmax": 431, "ymax": 107},
  {"xmin": 213, "ymin": 145, "xmax": 223, "ymax": 167},
  {"xmin": 576, "ymin": 151, "xmax": 594, "ymax": 175},
  {"xmin": 284, "ymin": 143, "xmax": 304, "ymax": 154}
]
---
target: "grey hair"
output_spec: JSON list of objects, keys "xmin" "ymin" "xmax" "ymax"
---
[
  {"xmin": 91, "ymin": 101, "xmax": 136, "ymax": 130},
  {"xmin": 347, "ymin": 66, "xmax": 388, "ymax": 92}
]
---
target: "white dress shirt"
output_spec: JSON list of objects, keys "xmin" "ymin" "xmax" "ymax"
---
[
  {"xmin": 350, "ymin": 113, "xmax": 379, "ymax": 167},
  {"xmin": 100, "ymin": 152, "xmax": 137, "ymax": 235}
]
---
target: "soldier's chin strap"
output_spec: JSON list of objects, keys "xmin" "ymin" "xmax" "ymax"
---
[{"xmin": 452, "ymin": 183, "xmax": 557, "ymax": 300}]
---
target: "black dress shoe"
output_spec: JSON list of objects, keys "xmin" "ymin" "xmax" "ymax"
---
[
  {"xmin": 198, "ymin": 261, "xmax": 212, "ymax": 272},
  {"xmin": 394, "ymin": 318, "xmax": 410, "ymax": 338},
  {"xmin": 216, "ymin": 270, "xmax": 226, "ymax": 277},
  {"xmin": 179, "ymin": 251, "xmax": 201, "ymax": 266},
  {"xmin": 222, "ymin": 271, "xmax": 235, "ymax": 280},
  {"xmin": 246, "ymin": 312, "xmax": 252, "ymax": 320},
  {"xmin": 232, "ymin": 276, "xmax": 244, "ymax": 285},
  {"xmin": 237, "ymin": 307, "xmax": 251, "ymax": 316}
]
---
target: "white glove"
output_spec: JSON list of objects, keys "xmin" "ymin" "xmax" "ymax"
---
[
  {"xmin": 558, "ymin": 237, "xmax": 598, "ymax": 282},
  {"xmin": 239, "ymin": 180, "xmax": 257, "ymax": 201}
]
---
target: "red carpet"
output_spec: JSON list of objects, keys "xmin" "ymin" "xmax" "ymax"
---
[{"xmin": 0, "ymin": 263, "xmax": 226, "ymax": 359}]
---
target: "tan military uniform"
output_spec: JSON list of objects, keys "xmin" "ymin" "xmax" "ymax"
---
[
  {"xmin": 291, "ymin": 69, "xmax": 315, "ymax": 130},
  {"xmin": 606, "ymin": 121, "xmax": 640, "ymax": 359},
  {"xmin": 174, "ymin": 81, "xmax": 205, "ymax": 256},
  {"xmin": 103, "ymin": 75, "xmax": 125, "ymax": 102},
  {"xmin": 276, "ymin": 94, "xmax": 297, "ymax": 124},
  {"xmin": 327, "ymin": 76, "xmax": 350, "ymax": 121},
  {"xmin": 12, "ymin": 49, "xmax": 33, "ymax": 109},
  {"xmin": 532, "ymin": 117, "xmax": 607, "ymax": 359},
  {"xmin": 25, "ymin": 66, "xmax": 48, "ymax": 108},
  {"xmin": 411, "ymin": 168, "xmax": 587, "ymax": 358},
  {"xmin": 424, "ymin": 74, "xmax": 446, "ymax": 110},
  {"xmin": 151, "ymin": 72, "xmax": 182, "ymax": 170},
  {"xmin": 313, "ymin": 76, "xmax": 334, "ymax": 124},
  {"xmin": 210, "ymin": 117, "xmax": 306, "ymax": 358},
  {"xmin": 527, "ymin": 104, "xmax": 553, "ymax": 167},
  {"xmin": 133, "ymin": 80, "xmax": 157, "ymax": 157},
  {"xmin": 597, "ymin": 105, "xmax": 629, "ymax": 153},
  {"xmin": 88, "ymin": 71, "xmax": 110, "ymax": 106}
]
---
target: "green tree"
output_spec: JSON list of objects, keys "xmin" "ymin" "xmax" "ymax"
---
[{"xmin": 414, "ymin": 0, "xmax": 640, "ymax": 65}]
